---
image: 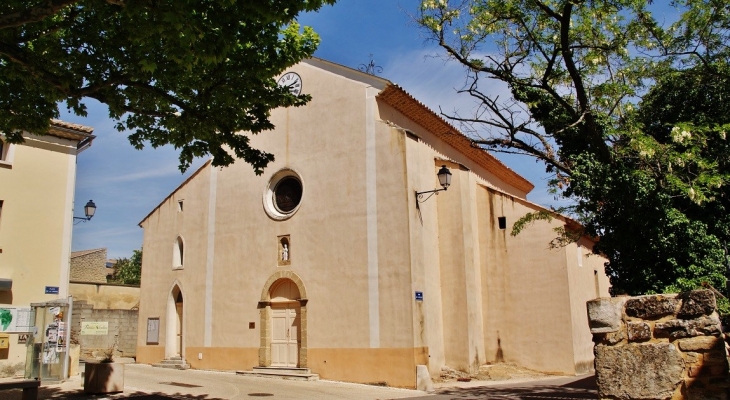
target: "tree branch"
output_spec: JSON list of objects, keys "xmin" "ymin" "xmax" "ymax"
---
[{"xmin": 0, "ymin": 0, "xmax": 80, "ymax": 30}]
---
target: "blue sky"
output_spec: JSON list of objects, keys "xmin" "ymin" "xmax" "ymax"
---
[{"xmin": 65, "ymin": 0, "xmax": 560, "ymax": 258}]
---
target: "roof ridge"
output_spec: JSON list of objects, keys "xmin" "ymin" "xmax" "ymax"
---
[{"xmin": 71, "ymin": 248, "xmax": 107, "ymax": 258}]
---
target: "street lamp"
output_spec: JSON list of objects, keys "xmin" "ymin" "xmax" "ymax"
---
[
  {"xmin": 73, "ymin": 200, "xmax": 96, "ymax": 223},
  {"xmin": 415, "ymin": 165, "xmax": 452, "ymax": 206}
]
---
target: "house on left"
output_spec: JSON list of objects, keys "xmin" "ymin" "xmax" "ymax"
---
[{"xmin": 0, "ymin": 120, "xmax": 95, "ymax": 375}]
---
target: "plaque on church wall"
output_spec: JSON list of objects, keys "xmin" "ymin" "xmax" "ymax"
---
[{"xmin": 146, "ymin": 317, "xmax": 160, "ymax": 345}]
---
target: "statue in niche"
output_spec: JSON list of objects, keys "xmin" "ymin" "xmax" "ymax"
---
[{"xmin": 278, "ymin": 236, "xmax": 291, "ymax": 266}]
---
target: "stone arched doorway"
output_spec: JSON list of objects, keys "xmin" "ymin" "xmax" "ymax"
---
[
  {"xmin": 166, "ymin": 284, "xmax": 184, "ymax": 359},
  {"xmin": 258, "ymin": 271, "xmax": 308, "ymax": 368}
]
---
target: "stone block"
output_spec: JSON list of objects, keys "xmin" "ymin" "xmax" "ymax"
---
[
  {"xmin": 678, "ymin": 290, "xmax": 717, "ymax": 319},
  {"xmin": 416, "ymin": 365, "xmax": 434, "ymax": 392},
  {"xmin": 627, "ymin": 321, "xmax": 651, "ymax": 341},
  {"xmin": 691, "ymin": 363, "xmax": 728, "ymax": 377},
  {"xmin": 678, "ymin": 336, "xmax": 725, "ymax": 352},
  {"xmin": 595, "ymin": 342, "xmax": 684, "ymax": 400},
  {"xmin": 686, "ymin": 387, "xmax": 728, "ymax": 400},
  {"xmin": 705, "ymin": 350, "xmax": 728, "ymax": 363},
  {"xmin": 708, "ymin": 376, "xmax": 730, "ymax": 387},
  {"xmin": 605, "ymin": 329, "xmax": 627, "ymax": 345},
  {"xmin": 684, "ymin": 352, "xmax": 701, "ymax": 364},
  {"xmin": 710, "ymin": 363, "xmax": 729, "ymax": 376},
  {"xmin": 655, "ymin": 316, "xmax": 721, "ymax": 339},
  {"xmin": 594, "ymin": 329, "xmax": 627, "ymax": 345},
  {"xmin": 625, "ymin": 294, "xmax": 678, "ymax": 319},
  {"xmin": 587, "ymin": 297, "xmax": 626, "ymax": 333},
  {"xmin": 689, "ymin": 365, "xmax": 704, "ymax": 377}
]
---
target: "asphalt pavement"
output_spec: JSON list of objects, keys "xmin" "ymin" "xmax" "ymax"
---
[{"xmin": 0, "ymin": 363, "xmax": 598, "ymax": 400}]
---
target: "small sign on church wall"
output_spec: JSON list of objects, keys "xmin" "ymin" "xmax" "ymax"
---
[{"xmin": 415, "ymin": 291, "xmax": 423, "ymax": 301}]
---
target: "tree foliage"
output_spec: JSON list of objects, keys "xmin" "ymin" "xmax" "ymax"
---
[
  {"xmin": 1, "ymin": 0, "xmax": 335, "ymax": 172},
  {"xmin": 111, "ymin": 248, "xmax": 142, "ymax": 285},
  {"xmin": 418, "ymin": 0, "xmax": 730, "ymax": 295},
  {"xmin": 571, "ymin": 67, "xmax": 730, "ymax": 295}
]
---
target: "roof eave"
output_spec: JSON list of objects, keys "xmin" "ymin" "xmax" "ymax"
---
[
  {"xmin": 138, "ymin": 159, "xmax": 213, "ymax": 227},
  {"xmin": 376, "ymin": 84, "xmax": 534, "ymax": 194}
]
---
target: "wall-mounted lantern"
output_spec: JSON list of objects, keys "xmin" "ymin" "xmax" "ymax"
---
[
  {"xmin": 73, "ymin": 200, "xmax": 96, "ymax": 224},
  {"xmin": 415, "ymin": 165, "xmax": 452, "ymax": 206}
]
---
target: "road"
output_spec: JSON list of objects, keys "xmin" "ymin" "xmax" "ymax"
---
[
  {"xmin": 6, "ymin": 364, "xmax": 426, "ymax": 400},
  {"xmin": 3, "ymin": 364, "xmax": 597, "ymax": 399}
]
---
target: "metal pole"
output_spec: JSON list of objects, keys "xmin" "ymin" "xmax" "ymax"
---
[{"xmin": 63, "ymin": 296, "xmax": 72, "ymax": 380}]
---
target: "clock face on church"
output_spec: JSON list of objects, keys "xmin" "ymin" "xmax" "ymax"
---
[{"xmin": 277, "ymin": 72, "xmax": 302, "ymax": 96}]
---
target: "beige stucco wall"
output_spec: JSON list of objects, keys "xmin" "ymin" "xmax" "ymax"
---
[
  {"xmin": 69, "ymin": 282, "xmax": 140, "ymax": 310},
  {"xmin": 475, "ymin": 189, "xmax": 576, "ymax": 374},
  {"xmin": 0, "ymin": 134, "xmax": 78, "ymax": 367},
  {"xmin": 566, "ymin": 237, "xmax": 611, "ymax": 373},
  {"xmin": 137, "ymin": 60, "xmax": 610, "ymax": 386},
  {"xmin": 137, "ymin": 162, "xmax": 212, "ymax": 359},
  {"xmin": 376, "ymin": 93, "xmax": 604, "ymax": 376},
  {"xmin": 138, "ymin": 62, "xmax": 423, "ymax": 388}
]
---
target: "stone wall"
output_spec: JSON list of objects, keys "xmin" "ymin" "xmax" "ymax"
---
[
  {"xmin": 70, "ymin": 282, "xmax": 140, "ymax": 310},
  {"xmin": 71, "ymin": 300, "xmax": 138, "ymax": 359},
  {"xmin": 70, "ymin": 248, "xmax": 110, "ymax": 284},
  {"xmin": 587, "ymin": 290, "xmax": 729, "ymax": 399}
]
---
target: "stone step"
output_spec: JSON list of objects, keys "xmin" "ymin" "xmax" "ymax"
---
[
  {"xmin": 237, "ymin": 368, "xmax": 319, "ymax": 381},
  {"xmin": 152, "ymin": 362, "xmax": 190, "ymax": 370},
  {"xmin": 252, "ymin": 366, "xmax": 312, "ymax": 375},
  {"xmin": 152, "ymin": 358, "xmax": 190, "ymax": 370},
  {"xmin": 159, "ymin": 359, "xmax": 188, "ymax": 365}
]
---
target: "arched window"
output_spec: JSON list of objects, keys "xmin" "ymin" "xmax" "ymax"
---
[{"xmin": 173, "ymin": 236, "xmax": 184, "ymax": 269}]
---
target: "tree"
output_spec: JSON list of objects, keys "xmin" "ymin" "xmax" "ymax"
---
[
  {"xmin": 1, "ymin": 0, "xmax": 335, "ymax": 172},
  {"xmin": 418, "ymin": 0, "xmax": 730, "ymax": 295},
  {"xmin": 111, "ymin": 248, "xmax": 142, "ymax": 285},
  {"xmin": 572, "ymin": 64, "xmax": 730, "ymax": 296}
]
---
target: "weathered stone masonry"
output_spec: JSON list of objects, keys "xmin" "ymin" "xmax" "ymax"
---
[
  {"xmin": 587, "ymin": 290, "xmax": 730, "ymax": 400},
  {"xmin": 71, "ymin": 300, "xmax": 138, "ymax": 358},
  {"xmin": 70, "ymin": 248, "xmax": 110, "ymax": 284}
]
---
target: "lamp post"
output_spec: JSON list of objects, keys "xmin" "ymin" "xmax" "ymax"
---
[
  {"xmin": 415, "ymin": 165, "xmax": 452, "ymax": 207},
  {"xmin": 73, "ymin": 200, "xmax": 96, "ymax": 223}
]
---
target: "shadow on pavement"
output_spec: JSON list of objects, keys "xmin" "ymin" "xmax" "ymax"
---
[
  {"xmin": 2, "ymin": 385, "xmax": 230, "ymax": 400},
  {"xmin": 432, "ymin": 376, "xmax": 597, "ymax": 399}
]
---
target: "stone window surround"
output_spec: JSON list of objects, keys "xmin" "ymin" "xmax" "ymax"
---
[{"xmin": 263, "ymin": 168, "xmax": 304, "ymax": 221}]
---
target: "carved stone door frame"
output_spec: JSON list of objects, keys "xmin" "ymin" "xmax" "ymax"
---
[{"xmin": 258, "ymin": 271, "xmax": 308, "ymax": 368}]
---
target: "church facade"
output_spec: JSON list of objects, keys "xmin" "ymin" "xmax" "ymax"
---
[{"xmin": 136, "ymin": 58, "xmax": 609, "ymax": 388}]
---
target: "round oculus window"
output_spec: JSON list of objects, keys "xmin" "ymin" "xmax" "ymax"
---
[
  {"xmin": 263, "ymin": 169, "xmax": 304, "ymax": 220},
  {"xmin": 274, "ymin": 176, "xmax": 302, "ymax": 213}
]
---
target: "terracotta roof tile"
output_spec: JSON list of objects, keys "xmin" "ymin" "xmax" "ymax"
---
[
  {"xmin": 45, "ymin": 119, "xmax": 96, "ymax": 144},
  {"xmin": 50, "ymin": 119, "xmax": 94, "ymax": 133},
  {"xmin": 377, "ymin": 84, "xmax": 534, "ymax": 194}
]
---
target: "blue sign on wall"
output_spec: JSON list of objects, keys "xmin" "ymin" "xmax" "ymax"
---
[
  {"xmin": 45, "ymin": 286, "xmax": 59, "ymax": 294},
  {"xmin": 415, "ymin": 291, "xmax": 423, "ymax": 301}
]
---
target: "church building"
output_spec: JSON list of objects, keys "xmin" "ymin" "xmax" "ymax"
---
[{"xmin": 136, "ymin": 58, "xmax": 610, "ymax": 388}]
